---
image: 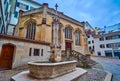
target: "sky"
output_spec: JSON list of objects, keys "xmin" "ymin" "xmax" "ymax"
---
[{"xmin": 35, "ymin": 0, "xmax": 120, "ymax": 28}]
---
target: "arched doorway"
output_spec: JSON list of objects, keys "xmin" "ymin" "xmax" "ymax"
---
[{"xmin": 0, "ymin": 43, "xmax": 15, "ymax": 70}]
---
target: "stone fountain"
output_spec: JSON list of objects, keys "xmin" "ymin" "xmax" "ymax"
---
[{"xmin": 11, "ymin": 4, "xmax": 87, "ymax": 81}]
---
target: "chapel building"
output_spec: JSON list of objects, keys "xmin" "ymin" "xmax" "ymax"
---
[{"xmin": 0, "ymin": 3, "xmax": 88, "ymax": 69}]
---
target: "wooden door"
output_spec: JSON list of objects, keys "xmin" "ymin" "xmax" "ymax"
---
[
  {"xmin": 65, "ymin": 42, "xmax": 72, "ymax": 58},
  {"xmin": 0, "ymin": 44, "xmax": 14, "ymax": 69},
  {"xmin": 65, "ymin": 42, "xmax": 72, "ymax": 51}
]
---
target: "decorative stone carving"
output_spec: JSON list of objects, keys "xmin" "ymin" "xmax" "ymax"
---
[{"xmin": 50, "ymin": 4, "xmax": 62, "ymax": 62}]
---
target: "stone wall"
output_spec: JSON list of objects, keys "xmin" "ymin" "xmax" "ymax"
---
[
  {"xmin": 28, "ymin": 60, "xmax": 77, "ymax": 79},
  {"xmin": 0, "ymin": 36, "xmax": 50, "ymax": 68}
]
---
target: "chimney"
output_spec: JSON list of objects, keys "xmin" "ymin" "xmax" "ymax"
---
[
  {"xmin": 19, "ymin": 10, "xmax": 24, "ymax": 17},
  {"xmin": 42, "ymin": 3, "xmax": 48, "ymax": 18},
  {"xmin": 43, "ymin": 3, "xmax": 48, "ymax": 7}
]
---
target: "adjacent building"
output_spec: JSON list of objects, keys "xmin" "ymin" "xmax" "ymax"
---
[
  {"xmin": 99, "ymin": 23, "xmax": 120, "ymax": 34},
  {"xmin": 94, "ymin": 31, "xmax": 120, "ymax": 58},
  {"xmin": 8, "ymin": 0, "xmax": 42, "ymax": 35},
  {"xmin": 82, "ymin": 21, "xmax": 95, "ymax": 55},
  {"xmin": 0, "ymin": 2, "xmax": 3, "ymax": 33},
  {"xmin": 92, "ymin": 23, "xmax": 120, "ymax": 58},
  {"xmin": 0, "ymin": 0, "xmax": 16, "ymax": 34},
  {"xmin": 85, "ymin": 22, "xmax": 120, "ymax": 58}
]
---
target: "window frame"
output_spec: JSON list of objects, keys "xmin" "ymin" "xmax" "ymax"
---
[
  {"xmin": 99, "ymin": 37, "xmax": 104, "ymax": 41},
  {"xmin": 34, "ymin": 49, "xmax": 39, "ymax": 56},
  {"xmin": 41, "ymin": 49, "xmax": 43, "ymax": 56},
  {"xmin": 29, "ymin": 48, "xmax": 32, "ymax": 56},
  {"xmin": 97, "ymin": 52, "xmax": 101, "ymax": 56},
  {"xmin": 26, "ymin": 5, "xmax": 29, "ymax": 10},
  {"xmin": 16, "ymin": 2, "xmax": 20, "ymax": 7},
  {"xmin": 26, "ymin": 21, "xmax": 36, "ymax": 40},
  {"xmin": 14, "ymin": 11, "xmax": 18, "ymax": 18},
  {"xmin": 88, "ymin": 41, "xmax": 91, "ymax": 44},
  {"xmin": 75, "ymin": 30, "xmax": 80, "ymax": 45},
  {"xmin": 100, "ymin": 44, "xmax": 105, "ymax": 48},
  {"xmin": 65, "ymin": 27, "xmax": 72, "ymax": 39}
]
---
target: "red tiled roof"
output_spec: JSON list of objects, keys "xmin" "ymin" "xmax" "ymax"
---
[
  {"xmin": 86, "ymin": 29, "xmax": 92, "ymax": 34},
  {"xmin": 0, "ymin": 34, "xmax": 50, "ymax": 46}
]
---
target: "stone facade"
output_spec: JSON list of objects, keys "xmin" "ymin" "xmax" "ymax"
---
[
  {"xmin": 14, "ymin": 3, "xmax": 88, "ymax": 55},
  {"xmin": 0, "ymin": 34, "xmax": 50, "ymax": 68}
]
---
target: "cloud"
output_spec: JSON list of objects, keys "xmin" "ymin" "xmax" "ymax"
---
[
  {"xmin": 35, "ymin": 0, "xmax": 120, "ymax": 28},
  {"xmin": 112, "ymin": 11, "xmax": 120, "ymax": 15},
  {"xmin": 83, "ymin": 0, "xmax": 96, "ymax": 8},
  {"xmin": 78, "ymin": 12, "xmax": 93, "ymax": 21}
]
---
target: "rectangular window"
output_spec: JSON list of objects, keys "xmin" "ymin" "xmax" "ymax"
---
[
  {"xmin": 26, "ymin": 5, "xmax": 29, "ymax": 10},
  {"xmin": 75, "ymin": 32, "xmax": 80, "ymax": 45},
  {"xmin": 87, "ymin": 35, "xmax": 90, "ymax": 38},
  {"xmin": 19, "ymin": 3, "xmax": 27, "ymax": 10},
  {"xmin": 9, "ymin": 12, "xmax": 12, "ymax": 21},
  {"xmin": 30, "ymin": 6, "xmax": 34, "ymax": 10},
  {"xmin": 100, "ymin": 44, "xmax": 105, "ymax": 48},
  {"xmin": 106, "ymin": 42, "xmax": 120, "ymax": 48},
  {"xmin": 89, "ymin": 46, "xmax": 91, "ymax": 50},
  {"xmin": 114, "ymin": 50, "xmax": 120, "ymax": 57},
  {"xmin": 6, "ymin": 12, "xmax": 8, "ymax": 21},
  {"xmin": 14, "ymin": 11, "xmax": 18, "ymax": 18},
  {"xmin": 112, "ymin": 35, "xmax": 118, "ymax": 39},
  {"xmin": 97, "ymin": 52, "xmax": 101, "ymax": 56},
  {"xmin": 119, "ymin": 35, "xmax": 120, "ymax": 38},
  {"xmin": 93, "ymin": 46, "xmax": 94, "ymax": 51},
  {"xmin": 105, "ymin": 35, "xmax": 120, "ymax": 40},
  {"xmin": 29, "ymin": 48, "xmax": 32, "ymax": 56},
  {"xmin": 92, "ymin": 40, "xmax": 94, "ymax": 43},
  {"xmin": 34, "ymin": 49, "xmax": 39, "ymax": 56},
  {"xmin": 5, "ymin": 2, "xmax": 8, "ymax": 15},
  {"xmin": 0, "ymin": 20, "xmax": 2, "ymax": 33},
  {"xmin": 42, "ymin": 18, "xmax": 46, "ymax": 24},
  {"xmin": 105, "ymin": 37, "xmax": 108, "ymax": 40},
  {"xmin": 1, "ymin": 25, "xmax": 5, "ymax": 34},
  {"xmin": 0, "ymin": 18, "xmax": 1, "ymax": 24},
  {"xmin": 65, "ymin": 28, "xmax": 72, "ymax": 39},
  {"xmin": 99, "ymin": 37, "xmax": 104, "ymax": 41},
  {"xmin": 4, "ymin": 0, "xmax": 7, "ymax": 4},
  {"xmin": 88, "ymin": 41, "xmax": 91, "ymax": 44},
  {"xmin": 16, "ymin": 2, "xmax": 20, "ymax": 7},
  {"xmin": 41, "ymin": 49, "xmax": 43, "ymax": 56},
  {"xmin": 105, "ymin": 50, "xmax": 112, "ymax": 57},
  {"xmin": 106, "ymin": 44, "xmax": 110, "ymax": 48}
]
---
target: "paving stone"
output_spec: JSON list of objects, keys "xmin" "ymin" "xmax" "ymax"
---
[{"xmin": 0, "ymin": 62, "xmax": 107, "ymax": 81}]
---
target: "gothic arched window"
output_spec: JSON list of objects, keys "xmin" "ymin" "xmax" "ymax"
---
[
  {"xmin": 26, "ymin": 21, "xmax": 36, "ymax": 40},
  {"xmin": 65, "ymin": 27, "xmax": 72, "ymax": 39},
  {"xmin": 75, "ymin": 30, "xmax": 80, "ymax": 45}
]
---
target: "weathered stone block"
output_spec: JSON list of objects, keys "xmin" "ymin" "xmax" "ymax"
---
[{"xmin": 28, "ymin": 60, "xmax": 77, "ymax": 79}]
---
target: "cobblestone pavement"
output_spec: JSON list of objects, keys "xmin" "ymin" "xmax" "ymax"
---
[
  {"xmin": 0, "ymin": 65, "xmax": 28, "ymax": 81},
  {"xmin": 84, "ymin": 63, "xmax": 107, "ymax": 81},
  {"xmin": 92, "ymin": 56, "xmax": 120, "ymax": 81},
  {"xmin": 0, "ymin": 62, "xmax": 107, "ymax": 81}
]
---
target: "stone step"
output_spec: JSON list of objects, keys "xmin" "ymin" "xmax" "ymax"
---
[{"xmin": 11, "ymin": 68, "xmax": 87, "ymax": 81}]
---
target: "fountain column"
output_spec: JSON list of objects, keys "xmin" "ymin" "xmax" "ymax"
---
[{"xmin": 50, "ymin": 4, "xmax": 61, "ymax": 62}]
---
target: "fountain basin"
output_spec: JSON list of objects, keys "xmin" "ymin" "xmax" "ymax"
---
[{"xmin": 28, "ymin": 60, "xmax": 77, "ymax": 79}]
